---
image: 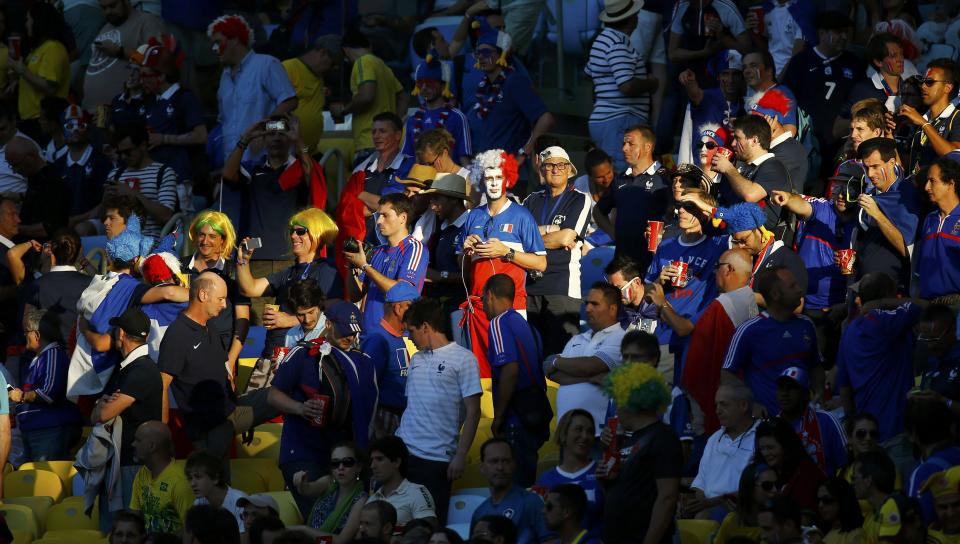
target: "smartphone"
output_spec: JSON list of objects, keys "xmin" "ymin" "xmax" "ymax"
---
[
  {"xmin": 265, "ymin": 120, "xmax": 287, "ymax": 132},
  {"xmin": 244, "ymin": 237, "xmax": 262, "ymax": 251}
]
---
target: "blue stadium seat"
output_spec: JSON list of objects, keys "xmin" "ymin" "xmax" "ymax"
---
[{"xmin": 240, "ymin": 326, "xmax": 267, "ymax": 358}]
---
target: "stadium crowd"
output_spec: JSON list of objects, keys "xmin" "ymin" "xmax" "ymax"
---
[{"xmin": 0, "ymin": 0, "xmax": 960, "ymax": 543}]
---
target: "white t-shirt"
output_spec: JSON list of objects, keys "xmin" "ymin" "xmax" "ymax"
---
[
  {"xmin": 367, "ymin": 479, "xmax": 437, "ymax": 525},
  {"xmin": 555, "ymin": 323, "xmax": 626, "ymax": 435},
  {"xmin": 195, "ymin": 486, "xmax": 248, "ymax": 533},
  {"xmin": 0, "ymin": 131, "xmax": 39, "ymax": 194},
  {"xmin": 397, "ymin": 342, "xmax": 482, "ymax": 462}
]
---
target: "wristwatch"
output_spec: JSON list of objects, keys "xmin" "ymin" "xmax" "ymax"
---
[{"xmin": 504, "ymin": 248, "xmax": 516, "ymax": 261}]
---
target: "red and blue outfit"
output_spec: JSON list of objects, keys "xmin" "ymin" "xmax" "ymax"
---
[
  {"xmin": 360, "ymin": 235, "xmax": 428, "ymax": 333},
  {"xmin": 793, "ymin": 199, "xmax": 857, "ymax": 310},
  {"xmin": 360, "ymin": 320, "xmax": 412, "ymax": 412},
  {"xmin": 915, "ymin": 204, "xmax": 960, "ymax": 299},
  {"xmin": 458, "ymin": 201, "xmax": 545, "ymax": 377}
]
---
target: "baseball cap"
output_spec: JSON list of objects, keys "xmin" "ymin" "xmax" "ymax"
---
[
  {"xmin": 109, "ymin": 307, "xmax": 150, "ymax": 340},
  {"xmin": 777, "ymin": 367, "xmax": 810, "ymax": 389},
  {"xmin": 325, "ymin": 301, "xmax": 363, "ymax": 337},
  {"xmin": 385, "ymin": 282, "xmax": 420, "ymax": 303},
  {"xmin": 236, "ymin": 493, "xmax": 280, "ymax": 515}
]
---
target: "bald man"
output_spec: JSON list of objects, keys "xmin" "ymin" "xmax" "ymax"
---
[
  {"xmin": 681, "ymin": 249, "xmax": 760, "ymax": 434},
  {"xmin": 128, "ymin": 421, "xmax": 194, "ymax": 534},
  {"xmin": 158, "ymin": 271, "xmax": 278, "ymax": 459},
  {"xmin": 5, "ymin": 136, "xmax": 68, "ymax": 238}
]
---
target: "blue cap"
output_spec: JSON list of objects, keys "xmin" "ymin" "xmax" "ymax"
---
[
  {"xmin": 325, "ymin": 301, "xmax": 362, "ymax": 337},
  {"xmin": 777, "ymin": 367, "xmax": 810, "ymax": 389},
  {"xmin": 385, "ymin": 282, "xmax": 420, "ymax": 303}
]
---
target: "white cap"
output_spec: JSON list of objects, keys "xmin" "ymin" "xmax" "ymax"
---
[{"xmin": 538, "ymin": 146, "xmax": 578, "ymax": 176}]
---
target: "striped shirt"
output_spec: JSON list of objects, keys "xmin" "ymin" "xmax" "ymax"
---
[
  {"xmin": 107, "ymin": 162, "xmax": 178, "ymax": 237},
  {"xmin": 585, "ymin": 27, "xmax": 650, "ymax": 123}
]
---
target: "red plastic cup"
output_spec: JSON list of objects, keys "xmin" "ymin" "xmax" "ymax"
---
[
  {"xmin": 716, "ymin": 147, "xmax": 734, "ymax": 161},
  {"xmin": 648, "ymin": 221, "xmax": 664, "ymax": 252},
  {"xmin": 272, "ymin": 346, "xmax": 289, "ymax": 363},
  {"xmin": 307, "ymin": 393, "xmax": 330, "ymax": 428},
  {"xmin": 671, "ymin": 260, "xmax": 690, "ymax": 288},
  {"xmin": 8, "ymin": 36, "xmax": 20, "ymax": 60},
  {"xmin": 600, "ymin": 417, "xmax": 620, "ymax": 480},
  {"xmin": 836, "ymin": 249, "xmax": 856, "ymax": 275},
  {"xmin": 749, "ymin": 6, "xmax": 765, "ymax": 35}
]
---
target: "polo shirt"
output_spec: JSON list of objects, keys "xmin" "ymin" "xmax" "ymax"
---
[
  {"xmin": 396, "ymin": 342, "xmax": 482, "ymax": 462},
  {"xmin": 103, "ymin": 344, "xmax": 162, "ymax": 466},
  {"xmin": 856, "ymin": 176, "xmax": 920, "ymax": 289},
  {"xmin": 794, "ymin": 199, "xmax": 857, "ymax": 309},
  {"xmin": 283, "ymin": 57, "xmax": 326, "ymax": 152},
  {"xmin": 18, "ymin": 40, "xmax": 69, "ymax": 120},
  {"xmin": 835, "ymin": 302, "xmax": 922, "ymax": 441},
  {"xmin": 595, "ymin": 162, "xmax": 670, "ymax": 269},
  {"xmin": 734, "ymin": 153, "xmax": 793, "ymax": 230},
  {"xmin": 157, "ymin": 312, "xmax": 235, "ymax": 417},
  {"xmin": 912, "ymin": 104, "xmax": 960, "ymax": 173},
  {"xmin": 183, "ymin": 257, "xmax": 251, "ymax": 351},
  {"xmin": 921, "ymin": 342, "xmax": 960, "ymax": 402},
  {"xmin": 360, "ymin": 320, "xmax": 415, "ymax": 411},
  {"xmin": 106, "ymin": 162, "xmax": 178, "ymax": 238},
  {"xmin": 722, "ymin": 312, "xmax": 822, "ymax": 415},
  {"xmin": 781, "ymin": 46, "xmax": 864, "ymax": 145},
  {"xmin": 585, "ymin": 27, "xmax": 651, "ymax": 123},
  {"xmin": 15, "ymin": 342, "xmax": 83, "ymax": 432},
  {"xmin": 470, "ymin": 486, "xmax": 551, "ymax": 544},
  {"xmin": 401, "ymin": 105, "xmax": 472, "ymax": 160},
  {"xmin": 25, "ymin": 266, "xmax": 92, "ymax": 343},
  {"xmin": 488, "ymin": 309, "xmax": 544, "ymax": 427},
  {"xmin": 217, "ymin": 50, "xmax": 296, "ymax": 162},
  {"xmin": 907, "ymin": 446, "xmax": 960, "ymax": 524},
  {"xmin": 350, "ymin": 53, "xmax": 403, "ymax": 150},
  {"xmin": 691, "ymin": 421, "xmax": 759, "ymax": 499},
  {"xmin": 916, "ymin": 205, "xmax": 960, "ymax": 299},
  {"xmin": 367, "ymin": 479, "xmax": 436, "ymax": 526},
  {"xmin": 264, "ymin": 258, "xmax": 342, "ymax": 355},
  {"xmin": 468, "ymin": 69, "xmax": 548, "ymax": 155},
  {"xmin": 458, "ymin": 201, "xmax": 546, "ymax": 307},
  {"xmin": 237, "ymin": 155, "xmax": 307, "ymax": 260},
  {"xmin": 770, "ymin": 132, "xmax": 808, "ymax": 191},
  {"xmin": 360, "ymin": 235, "xmax": 428, "ymax": 333},
  {"xmin": 555, "ymin": 323, "xmax": 626, "ymax": 435},
  {"xmin": 689, "ymin": 88, "xmax": 743, "ymax": 166},
  {"xmin": 145, "ymin": 83, "xmax": 204, "ymax": 182},
  {"xmin": 54, "ymin": 145, "xmax": 112, "ymax": 216},
  {"xmin": 841, "ymin": 64, "xmax": 921, "ymax": 120},
  {"xmin": 130, "ymin": 460, "xmax": 194, "ymax": 534},
  {"xmin": 522, "ymin": 186, "xmax": 592, "ymax": 298},
  {"xmin": 424, "ymin": 211, "xmax": 468, "ymax": 301},
  {"xmin": 535, "ymin": 462, "xmax": 604, "ymax": 535}
]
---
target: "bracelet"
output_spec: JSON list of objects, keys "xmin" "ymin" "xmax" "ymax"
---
[{"xmin": 921, "ymin": 121, "xmax": 933, "ymax": 131}]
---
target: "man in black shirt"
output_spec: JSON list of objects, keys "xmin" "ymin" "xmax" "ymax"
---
[
  {"xmin": 91, "ymin": 306, "xmax": 162, "ymax": 530},
  {"xmin": 4, "ymin": 137, "xmax": 68, "ymax": 239},
  {"xmin": 899, "ymin": 58, "xmax": 960, "ymax": 173},
  {"xmin": 20, "ymin": 229, "xmax": 92, "ymax": 343}
]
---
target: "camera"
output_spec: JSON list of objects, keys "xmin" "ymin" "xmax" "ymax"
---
[{"xmin": 344, "ymin": 237, "xmax": 361, "ymax": 254}]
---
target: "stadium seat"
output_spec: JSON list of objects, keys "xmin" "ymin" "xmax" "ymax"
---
[
  {"xmin": 447, "ymin": 523, "xmax": 469, "ymax": 540},
  {"xmin": 453, "ymin": 487, "xmax": 490, "ymax": 498},
  {"xmin": 33, "ymin": 529, "xmax": 103, "ymax": 543},
  {"xmin": 451, "ymin": 464, "xmax": 487, "ymax": 492},
  {"xmin": 447, "ymin": 494, "xmax": 487, "ymax": 526},
  {"xmin": 264, "ymin": 491, "xmax": 303, "ymax": 526},
  {"xmin": 230, "ymin": 459, "xmax": 285, "ymax": 493},
  {"xmin": 59, "ymin": 496, "xmax": 99, "ymax": 521},
  {"xmin": 579, "ymin": 246, "xmax": 615, "ymax": 299},
  {"xmin": 678, "ymin": 519, "xmax": 720, "ymax": 544},
  {"xmin": 10, "ymin": 531, "xmax": 32, "ymax": 544},
  {"xmin": 236, "ymin": 357, "xmax": 258, "ymax": 395},
  {"xmin": 0, "ymin": 504, "xmax": 39, "ymax": 539},
  {"xmin": 3, "ymin": 496, "xmax": 53, "ymax": 534},
  {"xmin": 229, "ymin": 467, "xmax": 268, "ymax": 495},
  {"xmin": 479, "ymin": 378, "xmax": 494, "ymax": 419},
  {"xmin": 239, "ymin": 326, "xmax": 267, "ymax": 359},
  {"xmin": 4, "ymin": 470, "xmax": 64, "ymax": 503},
  {"xmin": 236, "ymin": 429, "xmax": 282, "ymax": 459},
  {"xmin": 18, "ymin": 462, "xmax": 78, "ymax": 491},
  {"xmin": 44, "ymin": 501, "xmax": 99, "ymax": 533}
]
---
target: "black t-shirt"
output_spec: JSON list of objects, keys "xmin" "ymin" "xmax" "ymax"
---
[
  {"xmin": 26, "ymin": 269, "xmax": 92, "ymax": 343},
  {"xmin": 739, "ymin": 156, "xmax": 792, "ymax": 231},
  {"xmin": 104, "ymin": 352, "xmax": 162, "ymax": 465},
  {"xmin": 781, "ymin": 48, "xmax": 865, "ymax": 145},
  {"xmin": 182, "ymin": 258, "xmax": 250, "ymax": 348},
  {"xmin": 841, "ymin": 78, "xmax": 890, "ymax": 119},
  {"xmin": 603, "ymin": 421, "xmax": 683, "ymax": 543},
  {"xmin": 771, "ymin": 137, "xmax": 808, "ymax": 193},
  {"xmin": 157, "ymin": 313, "xmax": 234, "ymax": 416},
  {"xmin": 239, "ymin": 158, "xmax": 309, "ymax": 261}
]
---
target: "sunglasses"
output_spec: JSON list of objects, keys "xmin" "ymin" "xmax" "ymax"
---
[
  {"xmin": 290, "ymin": 226, "xmax": 309, "ymax": 236},
  {"xmin": 696, "ymin": 141, "xmax": 721, "ymax": 150},
  {"xmin": 731, "ymin": 233, "xmax": 752, "ymax": 246},
  {"xmin": 817, "ymin": 496, "xmax": 836, "ymax": 505},
  {"xmin": 675, "ymin": 202, "xmax": 700, "ymax": 215},
  {"xmin": 922, "ymin": 78, "xmax": 948, "ymax": 87},
  {"xmin": 757, "ymin": 481, "xmax": 780, "ymax": 492},
  {"xmin": 854, "ymin": 429, "xmax": 879, "ymax": 440},
  {"xmin": 331, "ymin": 457, "xmax": 357, "ymax": 468}
]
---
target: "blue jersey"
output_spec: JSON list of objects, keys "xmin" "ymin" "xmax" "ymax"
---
[
  {"xmin": 690, "ymin": 88, "xmax": 743, "ymax": 166},
  {"xmin": 781, "ymin": 48, "xmax": 864, "ymax": 144},
  {"xmin": 786, "ymin": 409, "xmax": 848, "ymax": 477},
  {"xmin": 470, "ymin": 486, "xmax": 552, "ymax": 544},
  {"xmin": 360, "ymin": 235, "xmax": 428, "ymax": 332},
  {"xmin": 644, "ymin": 235, "xmax": 727, "ymax": 348},
  {"xmin": 723, "ymin": 312, "xmax": 822, "ymax": 415},
  {"xmin": 360, "ymin": 322, "xmax": 413, "ymax": 411},
  {"xmin": 794, "ymin": 199, "xmax": 857, "ymax": 309},
  {"xmin": 536, "ymin": 462, "xmax": 604, "ymax": 536},
  {"xmin": 835, "ymin": 303, "xmax": 922, "ymax": 442},
  {"xmin": 916, "ymin": 205, "xmax": 960, "ymax": 299},
  {"xmin": 468, "ymin": 70, "xmax": 548, "ymax": 156},
  {"xmin": 488, "ymin": 309, "xmax": 544, "ymax": 426},
  {"xmin": 401, "ymin": 106, "xmax": 472, "ymax": 160},
  {"xmin": 907, "ymin": 446, "xmax": 960, "ymax": 525}
]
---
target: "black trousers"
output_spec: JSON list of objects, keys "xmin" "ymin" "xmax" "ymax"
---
[{"xmin": 406, "ymin": 455, "xmax": 453, "ymax": 524}]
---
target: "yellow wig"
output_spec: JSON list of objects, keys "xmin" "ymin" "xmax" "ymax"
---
[
  {"xmin": 289, "ymin": 208, "xmax": 338, "ymax": 256},
  {"xmin": 189, "ymin": 210, "xmax": 237, "ymax": 259},
  {"xmin": 604, "ymin": 363, "xmax": 671, "ymax": 415}
]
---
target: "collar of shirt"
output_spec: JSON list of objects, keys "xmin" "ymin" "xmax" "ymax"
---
[
  {"xmin": 119, "ymin": 344, "xmax": 150, "ymax": 369},
  {"xmin": 262, "ymin": 154, "xmax": 297, "ymax": 171},
  {"xmin": 925, "ymin": 102, "xmax": 957, "ymax": 123},
  {"xmin": 188, "ymin": 254, "xmax": 226, "ymax": 272},
  {"xmin": 813, "ymin": 46, "xmax": 841, "ymax": 63},
  {"xmin": 0, "ymin": 235, "xmax": 14, "ymax": 249},
  {"xmin": 486, "ymin": 199, "xmax": 513, "ymax": 217},
  {"xmin": 379, "ymin": 318, "xmax": 403, "ymax": 338},
  {"xmin": 372, "ymin": 478, "xmax": 411, "ymax": 500},
  {"xmin": 366, "ymin": 152, "xmax": 407, "ymax": 173},
  {"xmin": 770, "ymin": 132, "xmax": 792, "ymax": 149},
  {"xmin": 441, "ymin": 210, "xmax": 470, "ymax": 230},
  {"xmin": 35, "ymin": 342, "xmax": 59, "ymax": 358},
  {"xmin": 49, "ymin": 265, "xmax": 77, "ymax": 273},
  {"xmin": 625, "ymin": 160, "xmax": 661, "ymax": 177},
  {"xmin": 749, "ymin": 152, "xmax": 776, "ymax": 166},
  {"xmin": 583, "ymin": 322, "xmax": 623, "ymax": 342},
  {"xmin": 159, "ymin": 82, "xmax": 181, "ymax": 101},
  {"xmin": 65, "ymin": 145, "xmax": 93, "ymax": 168},
  {"xmin": 235, "ymin": 50, "xmax": 255, "ymax": 75},
  {"xmin": 722, "ymin": 418, "xmax": 760, "ymax": 443}
]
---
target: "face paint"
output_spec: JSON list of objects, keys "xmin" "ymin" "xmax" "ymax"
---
[{"xmin": 484, "ymin": 168, "xmax": 505, "ymax": 200}]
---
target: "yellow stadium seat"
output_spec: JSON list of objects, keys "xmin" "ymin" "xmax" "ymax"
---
[
  {"xmin": 35, "ymin": 529, "xmax": 103, "ymax": 543},
  {"xmin": 3, "ymin": 470, "xmax": 64, "ymax": 503},
  {"xmin": 230, "ymin": 469, "xmax": 267, "ymax": 495},
  {"xmin": 678, "ymin": 519, "xmax": 720, "ymax": 544},
  {"xmin": 3, "ymin": 496, "xmax": 53, "ymax": 534},
  {"xmin": 18, "ymin": 462, "xmax": 78, "ymax": 491},
  {"xmin": 11, "ymin": 530, "xmax": 32, "ymax": 544},
  {"xmin": 0, "ymin": 504, "xmax": 39, "ymax": 538},
  {"xmin": 236, "ymin": 357, "xmax": 257, "ymax": 394},
  {"xmin": 264, "ymin": 491, "xmax": 303, "ymax": 526},
  {"xmin": 237, "ymin": 430, "xmax": 281, "ymax": 459},
  {"xmin": 231, "ymin": 459, "xmax": 285, "ymax": 492},
  {"xmin": 59, "ymin": 496, "xmax": 98, "ymax": 522},
  {"xmin": 451, "ymin": 463, "xmax": 487, "ymax": 492},
  {"xmin": 44, "ymin": 501, "xmax": 98, "ymax": 533}
]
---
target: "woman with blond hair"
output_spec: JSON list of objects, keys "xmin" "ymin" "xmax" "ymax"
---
[
  {"xmin": 236, "ymin": 208, "xmax": 343, "ymax": 359},
  {"xmin": 182, "ymin": 210, "xmax": 250, "ymax": 367}
]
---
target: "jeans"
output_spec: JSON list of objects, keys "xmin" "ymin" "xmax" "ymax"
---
[
  {"xmin": 98, "ymin": 465, "xmax": 141, "ymax": 534},
  {"xmin": 280, "ymin": 460, "xmax": 327, "ymax": 521},
  {"xmin": 22, "ymin": 425, "xmax": 81, "ymax": 462},
  {"xmin": 502, "ymin": 421, "xmax": 545, "ymax": 488},
  {"xmin": 589, "ymin": 113, "xmax": 648, "ymax": 172},
  {"xmin": 407, "ymin": 455, "xmax": 453, "ymax": 525}
]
